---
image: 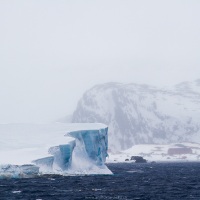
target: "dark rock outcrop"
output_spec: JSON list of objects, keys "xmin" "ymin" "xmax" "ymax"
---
[{"xmin": 130, "ymin": 156, "xmax": 147, "ymax": 163}]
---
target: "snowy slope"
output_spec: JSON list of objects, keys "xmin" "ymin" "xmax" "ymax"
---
[
  {"xmin": 107, "ymin": 142, "xmax": 200, "ymax": 163},
  {"xmin": 72, "ymin": 80, "xmax": 200, "ymax": 152}
]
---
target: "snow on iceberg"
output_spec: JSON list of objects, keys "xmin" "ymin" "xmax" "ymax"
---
[{"xmin": 0, "ymin": 123, "xmax": 112, "ymax": 178}]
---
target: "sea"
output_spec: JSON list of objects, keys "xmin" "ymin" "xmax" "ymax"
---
[{"xmin": 0, "ymin": 162, "xmax": 200, "ymax": 200}]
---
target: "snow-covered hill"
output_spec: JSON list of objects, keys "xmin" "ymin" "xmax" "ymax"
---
[{"xmin": 72, "ymin": 80, "xmax": 200, "ymax": 152}]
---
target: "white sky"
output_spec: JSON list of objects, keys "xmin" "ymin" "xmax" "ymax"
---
[{"xmin": 0, "ymin": 0, "xmax": 200, "ymax": 123}]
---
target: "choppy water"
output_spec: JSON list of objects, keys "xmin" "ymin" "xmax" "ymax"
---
[{"xmin": 0, "ymin": 162, "xmax": 200, "ymax": 200}]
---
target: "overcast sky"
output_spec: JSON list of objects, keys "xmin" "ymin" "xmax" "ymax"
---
[{"xmin": 0, "ymin": 0, "xmax": 200, "ymax": 123}]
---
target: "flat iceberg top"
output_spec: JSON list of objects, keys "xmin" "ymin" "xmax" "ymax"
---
[{"xmin": 0, "ymin": 123, "xmax": 107, "ymax": 166}]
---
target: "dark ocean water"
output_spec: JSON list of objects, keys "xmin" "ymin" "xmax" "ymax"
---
[{"xmin": 0, "ymin": 162, "xmax": 200, "ymax": 200}]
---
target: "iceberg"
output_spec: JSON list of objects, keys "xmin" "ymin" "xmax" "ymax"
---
[{"xmin": 0, "ymin": 123, "xmax": 112, "ymax": 178}]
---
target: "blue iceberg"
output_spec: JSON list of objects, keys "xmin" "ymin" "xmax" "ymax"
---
[
  {"xmin": 34, "ymin": 127, "xmax": 111, "ymax": 175},
  {"xmin": 0, "ymin": 123, "xmax": 112, "ymax": 178}
]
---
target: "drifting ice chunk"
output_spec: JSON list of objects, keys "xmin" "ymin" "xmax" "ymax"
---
[
  {"xmin": 0, "ymin": 165, "xmax": 39, "ymax": 178},
  {"xmin": 33, "ymin": 157, "xmax": 54, "ymax": 172}
]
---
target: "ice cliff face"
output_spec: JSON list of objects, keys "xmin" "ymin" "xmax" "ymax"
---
[
  {"xmin": 68, "ymin": 128, "xmax": 108, "ymax": 166},
  {"xmin": 33, "ymin": 127, "xmax": 110, "ymax": 175},
  {"xmin": 0, "ymin": 123, "xmax": 112, "ymax": 178},
  {"xmin": 72, "ymin": 80, "xmax": 200, "ymax": 151}
]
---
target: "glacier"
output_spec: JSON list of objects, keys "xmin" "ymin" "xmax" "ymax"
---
[{"xmin": 0, "ymin": 123, "xmax": 112, "ymax": 178}]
